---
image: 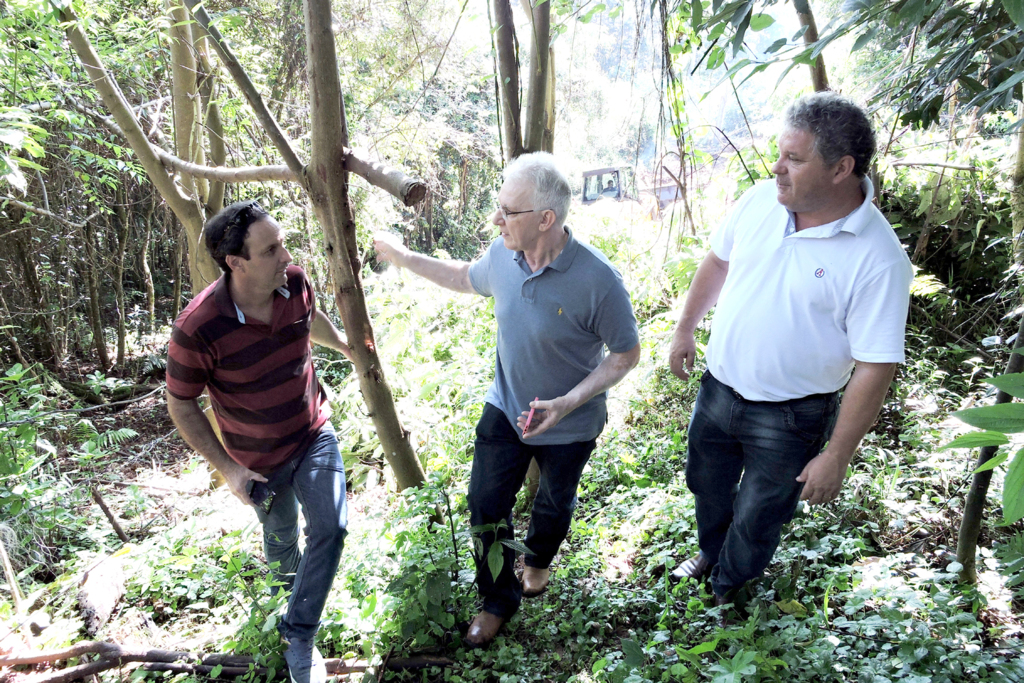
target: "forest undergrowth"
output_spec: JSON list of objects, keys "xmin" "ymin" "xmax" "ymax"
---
[{"xmin": 2, "ymin": 209, "xmax": 1024, "ymax": 683}]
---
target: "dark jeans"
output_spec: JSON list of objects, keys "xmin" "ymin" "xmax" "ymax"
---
[
  {"xmin": 469, "ymin": 403, "xmax": 597, "ymax": 619},
  {"xmin": 255, "ymin": 422, "xmax": 348, "ymax": 640},
  {"xmin": 686, "ymin": 371, "xmax": 839, "ymax": 597}
]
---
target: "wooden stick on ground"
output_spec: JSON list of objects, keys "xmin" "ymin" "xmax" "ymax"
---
[
  {"xmin": 0, "ymin": 534, "xmax": 24, "ymax": 612},
  {"xmin": 89, "ymin": 488, "xmax": 129, "ymax": 543}
]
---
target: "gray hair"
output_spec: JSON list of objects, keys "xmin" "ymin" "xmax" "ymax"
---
[
  {"xmin": 503, "ymin": 152, "xmax": 572, "ymax": 227},
  {"xmin": 784, "ymin": 92, "xmax": 876, "ymax": 178}
]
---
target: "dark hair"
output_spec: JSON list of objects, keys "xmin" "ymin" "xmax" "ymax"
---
[
  {"xmin": 204, "ymin": 200, "xmax": 269, "ymax": 273},
  {"xmin": 784, "ymin": 92, "xmax": 876, "ymax": 178}
]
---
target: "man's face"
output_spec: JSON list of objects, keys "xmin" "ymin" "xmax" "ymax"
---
[
  {"xmin": 771, "ymin": 127, "xmax": 837, "ymax": 215},
  {"xmin": 230, "ymin": 217, "xmax": 292, "ymax": 291},
  {"xmin": 493, "ymin": 179, "xmax": 542, "ymax": 252}
]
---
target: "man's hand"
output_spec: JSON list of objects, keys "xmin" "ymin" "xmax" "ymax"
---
[
  {"xmin": 796, "ymin": 450, "xmax": 847, "ymax": 505},
  {"xmin": 373, "ymin": 232, "xmax": 407, "ymax": 267},
  {"xmin": 223, "ymin": 462, "xmax": 269, "ymax": 507},
  {"xmin": 668, "ymin": 327, "xmax": 697, "ymax": 381},
  {"xmin": 517, "ymin": 397, "xmax": 568, "ymax": 439}
]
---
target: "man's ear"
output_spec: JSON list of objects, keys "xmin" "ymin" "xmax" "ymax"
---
[
  {"xmin": 832, "ymin": 155, "xmax": 856, "ymax": 184},
  {"xmin": 225, "ymin": 254, "xmax": 245, "ymax": 274},
  {"xmin": 538, "ymin": 209, "xmax": 558, "ymax": 232}
]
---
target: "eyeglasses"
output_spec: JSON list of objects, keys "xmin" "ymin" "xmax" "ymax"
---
[{"xmin": 495, "ymin": 203, "xmax": 550, "ymax": 221}]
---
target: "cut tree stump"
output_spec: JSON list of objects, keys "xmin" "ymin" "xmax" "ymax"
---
[{"xmin": 76, "ymin": 558, "xmax": 125, "ymax": 636}]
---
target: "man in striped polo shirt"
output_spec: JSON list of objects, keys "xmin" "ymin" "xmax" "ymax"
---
[{"xmin": 166, "ymin": 200, "xmax": 352, "ymax": 683}]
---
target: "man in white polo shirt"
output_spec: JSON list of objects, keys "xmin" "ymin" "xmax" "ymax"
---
[
  {"xmin": 374, "ymin": 152, "xmax": 640, "ymax": 647},
  {"xmin": 667, "ymin": 92, "xmax": 912, "ymax": 605}
]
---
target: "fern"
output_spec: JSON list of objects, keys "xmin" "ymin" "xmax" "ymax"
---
[
  {"xmin": 96, "ymin": 428, "xmax": 139, "ymax": 449},
  {"xmin": 995, "ymin": 531, "xmax": 1024, "ymax": 602}
]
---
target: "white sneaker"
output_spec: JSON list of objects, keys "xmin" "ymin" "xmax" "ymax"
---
[{"xmin": 283, "ymin": 637, "xmax": 326, "ymax": 683}]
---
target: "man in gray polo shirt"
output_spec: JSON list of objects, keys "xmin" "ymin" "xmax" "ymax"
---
[{"xmin": 374, "ymin": 152, "xmax": 639, "ymax": 647}]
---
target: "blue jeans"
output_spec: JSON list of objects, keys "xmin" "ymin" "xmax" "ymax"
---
[
  {"xmin": 469, "ymin": 403, "xmax": 597, "ymax": 619},
  {"xmin": 255, "ymin": 423, "xmax": 348, "ymax": 640},
  {"xmin": 686, "ymin": 371, "xmax": 839, "ymax": 597}
]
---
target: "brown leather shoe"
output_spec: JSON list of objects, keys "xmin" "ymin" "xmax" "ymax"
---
[
  {"xmin": 522, "ymin": 567, "xmax": 550, "ymax": 598},
  {"xmin": 671, "ymin": 553, "xmax": 713, "ymax": 581},
  {"xmin": 465, "ymin": 611, "xmax": 504, "ymax": 648}
]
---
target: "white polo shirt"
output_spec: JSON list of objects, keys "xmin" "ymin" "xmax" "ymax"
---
[{"xmin": 706, "ymin": 178, "xmax": 912, "ymax": 402}]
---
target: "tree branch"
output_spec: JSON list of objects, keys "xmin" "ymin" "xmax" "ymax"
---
[
  {"xmin": 181, "ymin": 0, "xmax": 306, "ymax": 181},
  {"xmin": 0, "ymin": 196, "xmax": 99, "ymax": 229},
  {"xmin": 891, "ymin": 161, "xmax": 980, "ymax": 172}
]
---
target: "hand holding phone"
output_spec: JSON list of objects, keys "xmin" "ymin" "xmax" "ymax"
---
[{"xmin": 246, "ymin": 479, "xmax": 275, "ymax": 514}]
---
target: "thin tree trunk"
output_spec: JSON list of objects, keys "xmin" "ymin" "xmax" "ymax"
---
[
  {"xmin": 170, "ymin": 218, "xmax": 183, "ymax": 322},
  {"xmin": 303, "ymin": 0, "xmax": 426, "ymax": 490},
  {"xmin": 197, "ymin": 35, "xmax": 226, "ymax": 214},
  {"xmin": 141, "ymin": 199, "xmax": 157, "ymax": 334},
  {"xmin": 12, "ymin": 230, "xmax": 60, "ymax": 365},
  {"xmin": 957, "ymin": 312, "xmax": 1024, "ymax": 583},
  {"xmin": 0, "ymin": 287, "xmax": 31, "ymax": 369},
  {"xmin": 521, "ymin": 0, "xmax": 551, "ymax": 153},
  {"xmin": 113, "ymin": 193, "xmax": 130, "ymax": 367},
  {"xmin": 493, "ymin": 0, "xmax": 524, "ymax": 161},
  {"xmin": 793, "ymin": 0, "xmax": 829, "ymax": 92},
  {"xmin": 1012, "ymin": 102, "xmax": 1024, "ymax": 266},
  {"xmin": 82, "ymin": 218, "xmax": 110, "ymax": 370},
  {"xmin": 541, "ymin": 47, "xmax": 555, "ymax": 153}
]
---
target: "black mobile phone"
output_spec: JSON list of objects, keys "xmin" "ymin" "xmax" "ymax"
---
[{"xmin": 246, "ymin": 479, "xmax": 275, "ymax": 514}]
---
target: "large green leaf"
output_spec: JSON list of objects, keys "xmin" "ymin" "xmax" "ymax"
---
[
  {"xmin": 952, "ymin": 403, "xmax": 1024, "ymax": 433},
  {"xmin": 1004, "ymin": 448, "xmax": 1024, "ymax": 523},
  {"xmin": 974, "ymin": 451, "xmax": 1008, "ymax": 474},
  {"xmin": 748, "ymin": 12, "xmax": 774, "ymax": 30},
  {"xmin": 985, "ymin": 373, "xmax": 1024, "ymax": 398},
  {"xmin": 939, "ymin": 431, "xmax": 1009, "ymax": 450},
  {"xmin": 621, "ymin": 638, "xmax": 645, "ymax": 670},
  {"xmin": 1001, "ymin": 0, "xmax": 1024, "ymax": 29}
]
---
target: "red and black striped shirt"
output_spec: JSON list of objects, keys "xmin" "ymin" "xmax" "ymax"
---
[{"xmin": 167, "ymin": 265, "xmax": 330, "ymax": 472}]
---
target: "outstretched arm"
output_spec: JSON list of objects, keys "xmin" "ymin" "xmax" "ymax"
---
[
  {"xmin": 797, "ymin": 361, "xmax": 896, "ymax": 505},
  {"xmin": 668, "ymin": 250, "xmax": 729, "ymax": 381},
  {"xmin": 373, "ymin": 232, "xmax": 476, "ymax": 294},
  {"xmin": 310, "ymin": 309, "xmax": 354, "ymax": 361},
  {"xmin": 166, "ymin": 393, "xmax": 266, "ymax": 506},
  {"xmin": 517, "ymin": 343, "xmax": 641, "ymax": 438}
]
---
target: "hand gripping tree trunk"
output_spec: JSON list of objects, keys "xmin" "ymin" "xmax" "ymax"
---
[{"xmin": 303, "ymin": 0, "xmax": 426, "ymax": 490}]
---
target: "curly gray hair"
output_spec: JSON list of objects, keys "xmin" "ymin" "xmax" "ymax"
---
[
  {"xmin": 502, "ymin": 152, "xmax": 572, "ymax": 227},
  {"xmin": 784, "ymin": 92, "xmax": 876, "ymax": 178}
]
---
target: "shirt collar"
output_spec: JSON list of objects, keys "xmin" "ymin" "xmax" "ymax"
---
[
  {"xmin": 213, "ymin": 274, "xmax": 290, "ymax": 324},
  {"xmin": 784, "ymin": 176, "xmax": 875, "ymax": 239},
  {"xmin": 512, "ymin": 226, "xmax": 579, "ymax": 273}
]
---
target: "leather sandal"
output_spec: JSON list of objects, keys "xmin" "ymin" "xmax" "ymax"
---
[
  {"xmin": 521, "ymin": 567, "xmax": 550, "ymax": 598},
  {"xmin": 670, "ymin": 553, "xmax": 713, "ymax": 582}
]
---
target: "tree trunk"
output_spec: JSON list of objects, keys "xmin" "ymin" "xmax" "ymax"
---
[
  {"xmin": 1012, "ymin": 102, "xmax": 1024, "ymax": 266},
  {"xmin": 493, "ymin": 0, "xmax": 524, "ymax": 162},
  {"xmin": 112, "ymin": 193, "xmax": 130, "ymax": 367},
  {"xmin": 793, "ymin": 0, "xmax": 829, "ymax": 92},
  {"xmin": 521, "ymin": 0, "xmax": 551, "ymax": 152},
  {"xmin": 0, "ymin": 287, "xmax": 31, "ymax": 369},
  {"xmin": 303, "ymin": 0, "xmax": 427, "ymax": 490},
  {"xmin": 956, "ymin": 313, "xmax": 1024, "ymax": 583},
  {"xmin": 196, "ymin": 35, "xmax": 226, "ymax": 214},
  {"xmin": 141, "ymin": 199, "xmax": 156, "ymax": 334},
  {"xmin": 82, "ymin": 218, "xmax": 111, "ymax": 370},
  {"xmin": 10, "ymin": 217, "xmax": 60, "ymax": 364},
  {"xmin": 170, "ymin": 219, "xmax": 183, "ymax": 322},
  {"xmin": 541, "ymin": 47, "xmax": 555, "ymax": 153}
]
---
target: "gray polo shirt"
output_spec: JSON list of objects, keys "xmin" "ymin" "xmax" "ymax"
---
[{"xmin": 468, "ymin": 227, "xmax": 639, "ymax": 445}]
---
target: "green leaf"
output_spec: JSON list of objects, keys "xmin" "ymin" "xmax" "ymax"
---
[
  {"xmin": 765, "ymin": 37, "xmax": 787, "ymax": 53},
  {"xmin": 621, "ymin": 638, "xmax": 645, "ymax": 669},
  {"xmin": 748, "ymin": 12, "xmax": 774, "ymax": 30},
  {"xmin": 486, "ymin": 542, "xmax": 503, "ymax": 582},
  {"xmin": 1001, "ymin": 0, "xmax": 1024, "ymax": 29},
  {"xmin": 209, "ymin": 665, "xmax": 223, "ymax": 678},
  {"xmin": 499, "ymin": 538, "xmax": 534, "ymax": 554},
  {"xmin": 974, "ymin": 451, "xmax": 1008, "ymax": 474},
  {"xmin": 851, "ymin": 25, "xmax": 879, "ymax": 52},
  {"xmin": 992, "ymin": 70, "xmax": 1024, "ymax": 95},
  {"xmin": 1004, "ymin": 448, "xmax": 1024, "ymax": 523},
  {"xmin": 939, "ymin": 431, "xmax": 1009, "ymax": 450},
  {"xmin": 688, "ymin": 639, "xmax": 718, "ymax": 655},
  {"xmin": 986, "ymin": 374, "xmax": 1024, "ymax": 398},
  {"xmin": 952, "ymin": 403, "xmax": 1024, "ymax": 433},
  {"xmin": 691, "ymin": 0, "xmax": 703, "ymax": 31}
]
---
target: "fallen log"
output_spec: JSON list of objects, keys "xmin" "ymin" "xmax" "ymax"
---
[
  {"xmin": 77, "ymin": 557, "xmax": 125, "ymax": 636},
  {"xmin": 1, "ymin": 641, "xmax": 452, "ymax": 682}
]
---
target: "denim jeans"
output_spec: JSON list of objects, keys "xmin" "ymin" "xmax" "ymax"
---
[
  {"xmin": 469, "ymin": 403, "xmax": 597, "ymax": 619},
  {"xmin": 255, "ymin": 422, "xmax": 348, "ymax": 640},
  {"xmin": 686, "ymin": 371, "xmax": 839, "ymax": 597}
]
